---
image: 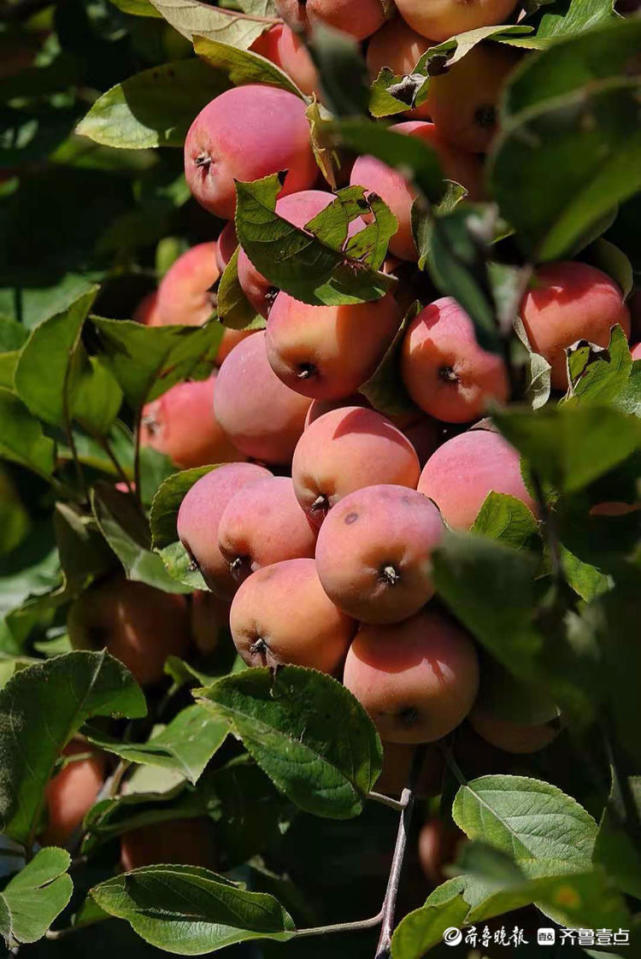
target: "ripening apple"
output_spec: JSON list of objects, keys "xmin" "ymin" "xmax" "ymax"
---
[
  {"xmin": 120, "ymin": 817, "xmax": 216, "ymax": 870},
  {"xmin": 213, "ymin": 331, "xmax": 312, "ymax": 464},
  {"xmin": 401, "ymin": 297, "xmax": 509, "ymax": 422},
  {"xmin": 343, "ymin": 608, "xmax": 480, "ymax": 743},
  {"xmin": 41, "ymin": 740, "xmax": 106, "ymax": 846},
  {"xmin": 292, "ymin": 406, "xmax": 421, "ymax": 523},
  {"xmin": 184, "ymin": 85, "xmax": 317, "ymax": 220},
  {"xmin": 350, "ymin": 121, "xmax": 483, "ymax": 260},
  {"xmin": 140, "ymin": 375, "xmax": 244, "ymax": 469},
  {"xmin": 177, "ymin": 462, "xmax": 272, "ymax": 598},
  {"xmin": 276, "ymin": 0, "xmax": 386, "ymax": 40},
  {"xmin": 418, "ymin": 428, "xmax": 536, "ymax": 530},
  {"xmin": 394, "ymin": 0, "xmax": 519, "ymax": 44},
  {"xmin": 520, "ymin": 261, "xmax": 631, "ymax": 389},
  {"xmin": 315, "ymin": 484, "xmax": 443, "ymax": 623},
  {"xmin": 230, "ymin": 558, "xmax": 355, "ymax": 672},
  {"xmin": 251, "ymin": 23, "xmax": 320, "ymax": 96},
  {"xmin": 423, "ymin": 43, "xmax": 522, "ymax": 153},
  {"xmin": 68, "ymin": 578, "xmax": 190, "ymax": 686}
]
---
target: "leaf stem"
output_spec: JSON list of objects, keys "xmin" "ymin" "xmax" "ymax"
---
[
  {"xmin": 368, "ymin": 791, "xmax": 404, "ymax": 812},
  {"xmin": 96, "ymin": 434, "xmax": 134, "ymax": 496},
  {"xmin": 530, "ymin": 470, "xmax": 562, "ymax": 582},
  {"xmin": 293, "ymin": 911, "xmax": 384, "ymax": 939}
]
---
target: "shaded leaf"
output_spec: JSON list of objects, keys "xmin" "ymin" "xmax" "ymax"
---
[
  {"xmin": 91, "ymin": 484, "xmax": 191, "ymax": 594},
  {"xmin": 307, "ymin": 22, "xmax": 369, "ymax": 117},
  {"xmin": 494, "ymin": 404, "xmax": 641, "ymax": 494},
  {"xmin": 490, "ymin": 77, "xmax": 641, "ymax": 262},
  {"xmin": 0, "ymin": 651, "xmax": 146, "ymax": 846},
  {"xmin": 0, "ymin": 389, "xmax": 56, "ymax": 479},
  {"xmin": 216, "ymin": 248, "xmax": 264, "ymax": 331},
  {"xmin": 90, "ymin": 317, "xmax": 223, "ymax": 409},
  {"xmin": 91, "ymin": 865, "xmax": 294, "ymax": 955}
]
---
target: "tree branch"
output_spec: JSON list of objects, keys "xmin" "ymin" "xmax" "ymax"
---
[{"xmin": 374, "ymin": 785, "xmax": 414, "ymax": 959}]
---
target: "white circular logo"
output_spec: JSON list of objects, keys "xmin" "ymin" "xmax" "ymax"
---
[{"xmin": 443, "ymin": 927, "xmax": 463, "ymax": 947}]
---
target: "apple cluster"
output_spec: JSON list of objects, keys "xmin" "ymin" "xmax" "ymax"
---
[{"xmin": 56, "ymin": 0, "xmax": 637, "ymax": 861}]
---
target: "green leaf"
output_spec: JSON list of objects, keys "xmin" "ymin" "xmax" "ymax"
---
[
  {"xmin": 559, "ymin": 543, "xmax": 612, "ymax": 602},
  {"xmin": 86, "ymin": 704, "xmax": 227, "ymax": 785},
  {"xmin": 471, "ymin": 492, "xmax": 540, "ymax": 550},
  {"xmin": 13, "ymin": 289, "xmax": 122, "ymax": 437},
  {"xmin": 359, "ymin": 303, "xmax": 420, "ymax": 418},
  {"xmin": 150, "ymin": 465, "xmax": 217, "ymax": 550},
  {"xmin": 330, "ymin": 119, "xmax": 446, "ymax": 206},
  {"xmin": 584, "ymin": 237, "xmax": 634, "ymax": 299},
  {"xmin": 0, "ymin": 651, "xmax": 146, "ymax": 846},
  {"xmin": 453, "ymin": 775, "xmax": 598, "ymax": 866},
  {"xmin": 307, "ymin": 22, "xmax": 370, "ymax": 118},
  {"xmin": 216, "ymin": 248, "xmax": 264, "ymax": 331},
  {"xmin": 594, "ymin": 775, "xmax": 641, "ymax": 901},
  {"xmin": 432, "ymin": 531, "xmax": 596, "ymax": 721},
  {"xmin": 0, "ymin": 389, "xmax": 56, "ymax": 479},
  {"xmin": 196, "ymin": 666, "xmax": 382, "ymax": 819},
  {"xmin": 158, "ymin": 540, "xmax": 207, "ymax": 591},
  {"xmin": 107, "ymin": 0, "xmax": 162, "ymax": 16},
  {"xmin": 234, "ymin": 175, "xmax": 396, "ymax": 307},
  {"xmin": 147, "ymin": 0, "xmax": 273, "ymax": 48},
  {"xmin": 489, "ymin": 77, "xmax": 641, "ymax": 262},
  {"xmin": 369, "ymin": 25, "xmax": 532, "ymax": 119},
  {"xmin": 427, "ymin": 205, "xmax": 504, "ymax": 353},
  {"xmin": 90, "ymin": 865, "xmax": 295, "ymax": 955},
  {"xmin": 475, "ymin": 658, "xmax": 558, "ymax": 725},
  {"xmin": 0, "ymin": 318, "xmax": 28, "ymax": 353},
  {"xmin": 193, "ymin": 36, "xmax": 303, "ymax": 98},
  {"xmin": 527, "ymin": 0, "xmax": 617, "ymax": 44},
  {"xmin": 14, "ymin": 288, "xmax": 99, "ymax": 428},
  {"xmin": 506, "ymin": 11, "xmax": 638, "ymax": 112},
  {"xmin": 0, "ymin": 318, "xmax": 27, "ymax": 389},
  {"xmin": 0, "ymin": 847, "xmax": 72, "ymax": 946},
  {"xmin": 494, "ymin": 404, "xmax": 641, "ymax": 493},
  {"xmin": 90, "ymin": 317, "xmax": 223, "ymax": 409},
  {"xmin": 91, "ymin": 483, "xmax": 191, "ymax": 594},
  {"xmin": 514, "ymin": 317, "xmax": 552, "ymax": 410},
  {"xmin": 53, "ymin": 502, "xmax": 116, "ymax": 594},
  {"xmin": 391, "ymin": 881, "xmax": 469, "ymax": 959},
  {"xmin": 565, "ymin": 325, "xmax": 633, "ymax": 407}
]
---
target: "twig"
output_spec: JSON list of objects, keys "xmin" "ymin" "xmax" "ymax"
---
[{"xmin": 374, "ymin": 784, "xmax": 416, "ymax": 959}]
